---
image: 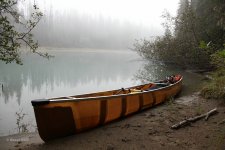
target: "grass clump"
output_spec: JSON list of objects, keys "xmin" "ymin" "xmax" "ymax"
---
[{"xmin": 200, "ymin": 69, "xmax": 225, "ymax": 101}]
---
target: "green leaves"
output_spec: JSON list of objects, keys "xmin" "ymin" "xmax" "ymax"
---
[
  {"xmin": 199, "ymin": 41, "xmax": 207, "ymax": 49},
  {"xmin": 200, "ymin": 67, "xmax": 225, "ymax": 100},
  {"xmin": 0, "ymin": 0, "xmax": 49, "ymax": 65},
  {"xmin": 211, "ymin": 48, "xmax": 225, "ymax": 69},
  {"xmin": 134, "ymin": 0, "xmax": 225, "ymax": 69}
]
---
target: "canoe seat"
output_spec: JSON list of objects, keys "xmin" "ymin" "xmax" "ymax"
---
[{"xmin": 129, "ymin": 89, "xmax": 142, "ymax": 94}]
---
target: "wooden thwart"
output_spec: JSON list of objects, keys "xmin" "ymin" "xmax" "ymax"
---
[{"xmin": 171, "ymin": 108, "xmax": 218, "ymax": 129}]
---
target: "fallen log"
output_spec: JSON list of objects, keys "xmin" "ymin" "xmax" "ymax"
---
[
  {"xmin": 171, "ymin": 108, "xmax": 218, "ymax": 129},
  {"xmin": 218, "ymin": 119, "xmax": 225, "ymax": 125},
  {"xmin": 204, "ymin": 108, "xmax": 218, "ymax": 121}
]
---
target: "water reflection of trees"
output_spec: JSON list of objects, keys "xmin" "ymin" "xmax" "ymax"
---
[
  {"xmin": 134, "ymin": 61, "xmax": 204, "ymax": 96},
  {"xmin": 0, "ymin": 51, "xmax": 140, "ymax": 104},
  {"xmin": 134, "ymin": 61, "xmax": 174, "ymax": 83}
]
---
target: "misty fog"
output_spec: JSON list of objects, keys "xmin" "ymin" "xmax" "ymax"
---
[
  {"xmin": 33, "ymin": 11, "xmax": 158, "ymax": 49},
  {"xmin": 18, "ymin": 0, "xmax": 178, "ymax": 49}
]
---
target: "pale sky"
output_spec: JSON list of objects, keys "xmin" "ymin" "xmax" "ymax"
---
[
  {"xmin": 35, "ymin": 0, "xmax": 179, "ymax": 27},
  {"xmin": 18, "ymin": 0, "xmax": 180, "ymax": 36}
]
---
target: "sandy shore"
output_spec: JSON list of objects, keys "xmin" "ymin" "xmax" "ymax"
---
[{"xmin": 0, "ymin": 93, "xmax": 225, "ymax": 150}]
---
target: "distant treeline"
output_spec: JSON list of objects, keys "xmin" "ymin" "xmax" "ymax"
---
[
  {"xmin": 27, "ymin": 5, "xmax": 159, "ymax": 49},
  {"xmin": 134, "ymin": 0, "xmax": 225, "ymax": 69}
]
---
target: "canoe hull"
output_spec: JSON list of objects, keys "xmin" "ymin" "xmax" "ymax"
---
[{"xmin": 32, "ymin": 76, "xmax": 182, "ymax": 141}]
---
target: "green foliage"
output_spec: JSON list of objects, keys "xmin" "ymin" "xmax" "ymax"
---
[
  {"xmin": 201, "ymin": 43, "xmax": 225, "ymax": 101},
  {"xmin": 0, "ymin": 0, "xmax": 50, "ymax": 65},
  {"xmin": 200, "ymin": 69, "xmax": 225, "ymax": 101},
  {"xmin": 211, "ymin": 49, "xmax": 225, "ymax": 69},
  {"xmin": 199, "ymin": 41, "xmax": 207, "ymax": 49},
  {"xmin": 133, "ymin": 39, "xmax": 156, "ymax": 60},
  {"xmin": 134, "ymin": 0, "xmax": 225, "ymax": 69}
]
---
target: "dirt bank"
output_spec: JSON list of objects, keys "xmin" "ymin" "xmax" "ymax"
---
[{"xmin": 0, "ymin": 93, "xmax": 224, "ymax": 150}]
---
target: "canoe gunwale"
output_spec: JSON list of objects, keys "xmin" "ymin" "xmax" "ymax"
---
[{"xmin": 31, "ymin": 76, "xmax": 183, "ymax": 106}]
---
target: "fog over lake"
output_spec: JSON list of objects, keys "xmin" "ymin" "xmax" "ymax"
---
[
  {"xmin": 0, "ymin": 49, "xmax": 143, "ymax": 135},
  {"xmin": 0, "ymin": 49, "xmax": 203, "ymax": 136},
  {"xmin": 0, "ymin": 0, "xmax": 183, "ymax": 136},
  {"xmin": 17, "ymin": 0, "xmax": 179, "ymax": 49}
]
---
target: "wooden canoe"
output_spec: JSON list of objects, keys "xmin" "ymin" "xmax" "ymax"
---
[{"xmin": 31, "ymin": 74, "xmax": 182, "ymax": 141}]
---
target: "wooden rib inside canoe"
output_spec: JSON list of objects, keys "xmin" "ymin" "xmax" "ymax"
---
[{"xmin": 31, "ymin": 75, "xmax": 183, "ymax": 141}]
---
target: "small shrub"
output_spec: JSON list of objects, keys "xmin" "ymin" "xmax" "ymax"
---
[
  {"xmin": 211, "ymin": 50, "xmax": 225, "ymax": 69},
  {"xmin": 15, "ymin": 109, "xmax": 30, "ymax": 133},
  {"xmin": 200, "ymin": 71, "xmax": 225, "ymax": 101}
]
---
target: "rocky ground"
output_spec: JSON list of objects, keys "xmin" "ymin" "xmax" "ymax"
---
[{"xmin": 0, "ymin": 93, "xmax": 225, "ymax": 150}]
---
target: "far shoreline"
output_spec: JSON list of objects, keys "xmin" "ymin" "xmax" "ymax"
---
[{"xmin": 20, "ymin": 46, "xmax": 136, "ymax": 53}]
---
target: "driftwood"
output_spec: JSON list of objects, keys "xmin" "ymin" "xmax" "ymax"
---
[
  {"xmin": 171, "ymin": 108, "xmax": 218, "ymax": 129},
  {"xmin": 218, "ymin": 119, "xmax": 225, "ymax": 125}
]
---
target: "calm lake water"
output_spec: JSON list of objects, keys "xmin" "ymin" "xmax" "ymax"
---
[{"xmin": 0, "ymin": 49, "xmax": 203, "ymax": 136}]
